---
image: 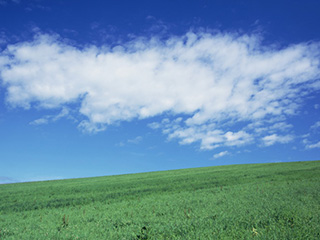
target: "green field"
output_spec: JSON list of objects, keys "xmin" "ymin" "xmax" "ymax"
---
[{"xmin": 1, "ymin": 161, "xmax": 319, "ymax": 239}]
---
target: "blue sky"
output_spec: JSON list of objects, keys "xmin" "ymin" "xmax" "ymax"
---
[{"xmin": 0, "ymin": 0, "xmax": 320, "ymax": 183}]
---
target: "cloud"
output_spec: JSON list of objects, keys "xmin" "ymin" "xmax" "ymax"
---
[
  {"xmin": 213, "ymin": 151, "xmax": 229, "ymax": 159},
  {"xmin": 0, "ymin": 31, "xmax": 320, "ymax": 150},
  {"xmin": 302, "ymin": 120, "xmax": 320, "ymax": 149},
  {"xmin": 306, "ymin": 141, "xmax": 320, "ymax": 149},
  {"xmin": 30, "ymin": 118, "xmax": 49, "ymax": 125},
  {"xmin": 127, "ymin": 136, "xmax": 143, "ymax": 144},
  {"xmin": 247, "ymin": 120, "xmax": 293, "ymax": 135},
  {"xmin": 116, "ymin": 136, "xmax": 143, "ymax": 147},
  {"xmin": 148, "ymin": 122, "xmax": 161, "ymax": 129},
  {"xmin": 311, "ymin": 121, "xmax": 320, "ymax": 130},
  {"xmin": 29, "ymin": 107, "xmax": 70, "ymax": 125},
  {"xmin": 163, "ymin": 120, "xmax": 253, "ymax": 150},
  {"xmin": 262, "ymin": 134, "xmax": 294, "ymax": 146}
]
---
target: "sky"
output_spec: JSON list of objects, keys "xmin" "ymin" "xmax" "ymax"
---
[{"xmin": 0, "ymin": 0, "xmax": 320, "ymax": 184}]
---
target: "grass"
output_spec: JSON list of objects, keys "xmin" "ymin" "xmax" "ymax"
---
[{"xmin": 0, "ymin": 161, "xmax": 320, "ymax": 239}]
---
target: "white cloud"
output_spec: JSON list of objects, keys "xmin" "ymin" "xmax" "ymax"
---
[
  {"xmin": 301, "ymin": 121, "xmax": 320, "ymax": 150},
  {"xmin": 127, "ymin": 136, "xmax": 143, "ymax": 144},
  {"xmin": 116, "ymin": 136, "xmax": 143, "ymax": 147},
  {"xmin": 78, "ymin": 120, "xmax": 106, "ymax": 133},
  {"xmin": 247, "ymin": 120, "xmax": 293, "ymax": 134},
  {"xmin": 29, "ymin": 107, "xmax": 70, "ymax": 125},
  {"xmin": 30, "ymin": 118, "xmax": 49, "ymax": 125},
  {"xmin": 269, "ymin": 122, "xmax": 293, "ymax": 132},
  {"xmin": 306, "ymin": 141, "xmax": 320, "ymax": 149},
  {"xmin": 148, "ymin": 122, "xmax": 161, "ymax": 129},
  {"xmin": 1, "ymin": 31, "xmax": 320, "ymax": 150},
  {"xmin": 311, "ymin": 121, "xmax": 320, "ymax": 130},
  {"xmin": 213, "ymin": 151, "xmax": 229, "ymax": 159},
  {"xmin": 262, "ymin": 134, "xmax": 294, "ymax": 146},
  {"xmin": 159, "ymin": 119, "xmax": 253, "ymax": 150}
]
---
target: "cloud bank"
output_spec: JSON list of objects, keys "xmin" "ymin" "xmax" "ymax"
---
[{"xmin": 0, "ymin": 31, "xmax": 319, "ymax": 150}]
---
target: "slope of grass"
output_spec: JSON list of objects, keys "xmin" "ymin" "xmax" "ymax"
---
[{"xmin": 0, "ymin": 161, "xmax": 320, "ymax": 239}]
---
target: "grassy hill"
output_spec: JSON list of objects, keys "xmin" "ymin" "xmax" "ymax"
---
[{"xmin": 0, "ymin": 161, "xmax": 319, "ymax": 239}]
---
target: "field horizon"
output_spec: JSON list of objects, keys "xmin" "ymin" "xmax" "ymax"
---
[
  {"xmin": 3, "ymin": 160, "xmax": 318, "ymax": 185},
  {"xmin": 1, "ymin": 160, "xmax": 320, "ymax": 239}
]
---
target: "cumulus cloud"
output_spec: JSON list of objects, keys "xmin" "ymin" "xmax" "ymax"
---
[{"xmin": 0, "ymin": 31, "xmax": 320, "ymax": 150}]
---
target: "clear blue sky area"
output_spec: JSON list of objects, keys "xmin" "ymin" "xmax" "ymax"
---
[{"xmin": 0, "ymin": 0, "xmax": 320, "ymax": 183}]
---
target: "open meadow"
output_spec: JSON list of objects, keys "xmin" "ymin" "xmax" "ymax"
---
[{"xmin": 0, "ymin": 161, "xmax": 319, "ymax": 239}]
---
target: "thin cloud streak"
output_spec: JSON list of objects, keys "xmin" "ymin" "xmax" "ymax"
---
[
  {"xmin": 29, "ymin": 107, "xmax": 70, "ymax": 125},
  {"xmin": 0, "ymin": 31, "xmax": 320, "ymax": 150},
  {"xmin": 306, "ymin": 141, "xmax": 320, "ymax": 149},
  {"xmin": 213, "ymin": 151, "xmax": 229, "ymax": 159},
  {"xmin": 262, "ymin": 134, "xmax": 294, "ymax": 147}
]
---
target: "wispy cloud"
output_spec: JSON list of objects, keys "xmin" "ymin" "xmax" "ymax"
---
[
  {"xmin": 163, "ymin": 119, "xmax": 253, "ymax": 150},
  {"xmin": 127, "ymin": 136, "xmax": 143, "ymax": 144},
  {"xmin": 117, "ymin": 136, "xmax": 143, "ymax": 147},
  {"xmin": 301, "ymin": 120, "xmax": 320, "ymax": 149},
  {"xmin": 306, "ymin": 141, "xmax": 320, "ymax": 149},
  {"xmin": 311, "ymin": 121, "xmax": 320, "ymax": 130},
  {"xmin": 213, "ymin": 151, "xmax": 229, "ymax": 159},
  {"xmin": 29, "ymin": 107, "xmax": 70, "ymax": 125},
  {"xmin": 262, "ymin": 134, "xmax": 294, "ymax": 146},
  {"xmin": 0, "ymin": 31, "xmax": 319, "ymax": 150}
]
